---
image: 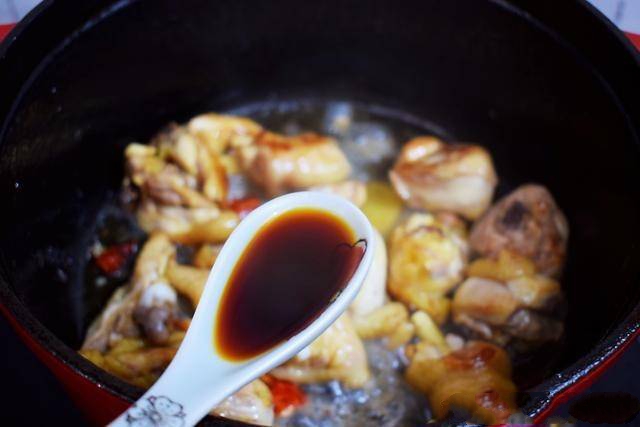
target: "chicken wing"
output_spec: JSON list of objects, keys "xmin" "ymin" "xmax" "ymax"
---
[
  {"xmin": 130, "ymin": 120, "xmax": 234, "ymax": 205},
  {"xmin": 237, "ymin": 132, "xmax": 351, "ymax": 195},
  {"xmin": 469, "ymin": 184, "xmax": 568, "ymax": 276},
  {"xmin": 126, "ymin": 143, "xmax": 212, "ymax": 208},
  {"xmin": 389, "ymin": 137, "xmax": 497, "ymax": 220},
  {"xmin": 388, "ymin": 213, "xmax": 469, "ymax": 323},
  {"xmin": 187, "ymin": 113, "xmax": 262, "ymax": 154},
  {"xmin": 82, "ymin": 233, "xmax": 176, "ymax": 352},
  {"xmin": 125, "ymin": 114, "xmax": 261, "ymax": 241},
  {"xmin": 270, "ymin": 314, "xmax": 370, "ymax": 388}
]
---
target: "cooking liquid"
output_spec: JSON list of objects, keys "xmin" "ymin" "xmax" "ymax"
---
[{"xmin": 215, "ymin": 208, "xmax": 365, "ymax": 361}]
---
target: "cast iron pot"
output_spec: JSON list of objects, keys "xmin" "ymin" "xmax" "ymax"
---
[{"xmin": 0, "ymin": 0, "xmax": 639, "ymax": 425}]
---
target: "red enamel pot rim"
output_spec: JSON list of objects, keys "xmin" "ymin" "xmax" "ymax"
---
[{"xmin": 0, "ymin": 0, "xmax": 639, "ymax": 425}]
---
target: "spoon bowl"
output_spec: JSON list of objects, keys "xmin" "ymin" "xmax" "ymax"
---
[{"xmin": 108, "ymin": 191, "xmax": 375, "ymax": 427}]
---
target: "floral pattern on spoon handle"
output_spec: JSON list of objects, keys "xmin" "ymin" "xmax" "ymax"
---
[{"xmin": 125, "ymin": 396, "xmax": 186, "ymax": 427}]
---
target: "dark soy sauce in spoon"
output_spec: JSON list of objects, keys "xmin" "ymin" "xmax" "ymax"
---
[{"xmin": 215, "ymin": 208, "xmax": 365, "ymax": 361}]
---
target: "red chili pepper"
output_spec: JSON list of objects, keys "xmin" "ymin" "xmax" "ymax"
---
[
  {"xmin": 226, "ymin": 197, "xmax": 261, "ymax": 218},
  {"xmin": 262, "ymin": 375, "xmax": 307, "ymax": 415},
  {"xmin": 95, "ymin": 242, "xmax": 136, "ymax": 275}
]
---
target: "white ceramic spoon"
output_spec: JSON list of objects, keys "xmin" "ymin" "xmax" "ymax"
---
[{"xmin": 108, "ymin": 191, "xmax": 375, "ymax": 427}]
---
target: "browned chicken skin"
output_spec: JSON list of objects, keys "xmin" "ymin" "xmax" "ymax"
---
[
  {"xmin": 470, "ymin": 184, "xmax": 568, "ymax": 276},
  {"xmin": 126, "ymin": 114, "xmax": 262, "ymax": 244},
  {"xmin": 389, "ymin": 137, "xmax": 497, "ymax": 220},
  {"xmin": 405, "ymin": 341, "xmax": 516, "ymax": 425},
  {"xmin": 237, "ymin": 131, "xmax": 351, "ymax": 195}
]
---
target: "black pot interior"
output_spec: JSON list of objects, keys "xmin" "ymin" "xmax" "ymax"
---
[{"xmin": 0, "ymin": 0, "xmax": 639, "ymax": 422}]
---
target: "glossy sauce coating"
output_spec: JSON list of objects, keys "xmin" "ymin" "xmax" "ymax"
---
[{"xmin": 215, "ymin": 208, "xmax": 365, "ymax": 361}]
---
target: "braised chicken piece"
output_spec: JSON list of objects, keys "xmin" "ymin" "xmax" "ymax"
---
[
  {"xmin": 405, "ymin": 341, "xmax": 516, "ymax": 424},
  {"xmin": 388, "ymin": 213, "xmax": 469, "ymax": 324},
  {"xmin": 236, "ymin": 131, "xmax": 351, "ymax": 195},
  {"xmin": 126, "ymin": 143, "xmax": 213, "ymax": 208},
  {"xmin": 166, "ymin": 261, "xmax": 209, "ymax": 308},
  {"xmin": 452, "ymin": 251, "xmax": 563, "ymax": 345},
  {"xmin": 82, "ymin": 233, "xmax": 176, "ymax": 352},
  {"xmin": 126, "ymin": 114, "xmax": 263, "ymax": 242},
  {"xmin": 470, "ymin": 184, "xmax": 568, "ymax": 276},
  {"xmin": 186, "ymin": 113, "xmax": 263, "ymax": 153},
  {"xmin": 192, "ymin": 243, "xmax": 222, "ymax": 270},
  {"xmin": 506, "ymin": 274, "xmax": 562, "ymax": 310},
  {"xmin": 310, "ymin": 180, "xmax": 367, "ymax": 207},
  {"xmin": 80, "ymin": 235, "xmax": 184, "ymax": 389},
  {"xmin": 452, "ymin": 278, "xmax": 563, "ymax": 348},
  {"xmin": 466, "ymin": 247, "xmax": 536, "ymax": 282},
  {"xmin": 353, "ymin": 302, "xmax": 409, "ymax": 340},
  {"xmin": 155, "ymin": 124, "xmax": 232, "ymax": 203},
  {"xmin": 212, "ymin": 379, "xmax": 274, "ymax": 427},
  {"xmin": 453, "ymin": 277, "xmax": 520, "ymax": 342},
  {"xmin": 81, "ymin": 337, "xmax": 180, "ymax": 389},
  {"xmin": 270, "ymin": 314, "xmax": 370, "ymax": 388},
  {"xmin": 137, "ymin": 201, "xmax": 239, "ymax": 244},
  {"xmin": 127, "ymin": 134, "xmax": 227, "ymax": 207},
  {"xmin": 389, "ymin": 137, "xmax": 497, "ymax": 220}
]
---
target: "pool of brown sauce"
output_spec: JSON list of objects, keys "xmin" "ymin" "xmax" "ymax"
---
[{"xmin": 214, "ymin": 208, "xmax": 365, "ymax": 361}]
